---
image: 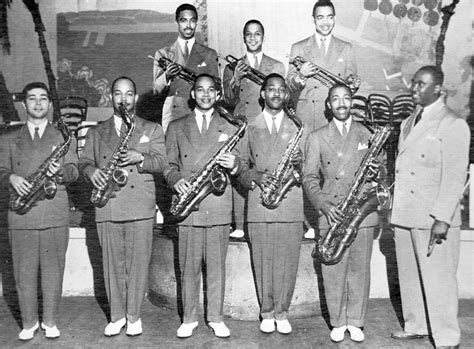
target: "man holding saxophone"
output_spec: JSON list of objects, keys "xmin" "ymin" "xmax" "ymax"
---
[{"xmin": 79, "ymin": 76, "xmax": 168, "ymax": 337}]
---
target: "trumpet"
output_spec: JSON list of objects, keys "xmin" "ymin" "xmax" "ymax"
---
[
  {"xmin": 218, "ymin": 53, "xmax": 266, "ymax": 85},
  {"xmin": 289, "ymin": 55, "xmax": 360, "ymax": 94}
]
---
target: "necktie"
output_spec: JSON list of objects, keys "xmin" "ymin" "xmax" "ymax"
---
[
  {"xmin": 271, "ymin": 116, "xmax": 277, "ymax": 140},
  {"xmin": 201, "ymin": 114, "xmax": 207, "ymax": 134},
  {"xmin": 342, "ymin": 122, "xmax": 348, "ymax": 139},
  {"xmin": 321, "ymin": 38, "xmax": 327, "ymax": 58},
  {"xmin": 183, "ymin": 40, "xmax": 189, "ymax": 60},
  {"xmin": 33, "ymin": 127, "xmax": 40, "ymax": 142},
  {"xmin": 414, "ymin": 107, "xmax": 424, "ymax": 126},
  {"xmin": 253, "ymin": 55, "xmax": 258, "ymax": 69}
]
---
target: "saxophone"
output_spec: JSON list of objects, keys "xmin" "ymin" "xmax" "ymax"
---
[
  {"xmin": 313, "ymin": 124, "xmax": 393, "ymax": 265},
  {"xmin": 90, "ymin": 103, "xmax": 135, "ymax": 208},
  {"xmin": 9, "ymin": 117, "xmax": 72, "ymax": 215},
  {"xmin": 170, "ymin": 103, "xmax": 247, "ymax": 221},
  {"xmin": 260, "ymin": 105, "xmax": 304, "ymax": 209}
]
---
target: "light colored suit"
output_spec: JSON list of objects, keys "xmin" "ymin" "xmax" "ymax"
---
[
  {"xmin": 153, "ymin": 40, "xmax": 219, "ymax": 132},
  {"xmin": 287, "ymin": 35, "xmax": 357, "ymax": 135},
  {"xmin": 391, "ymin": 98, "xmax": 470, "ymax": 347},
  {"xmin": 239, "ymin": 112, "xmax": 304, "ymax": 320},
  {"xmin": 303, "ymin": 119, "xmax": 377, "ymax": 328},
  {"xmin": 0, "ymin": 123, "xmax": 78, "ymax": 328}
]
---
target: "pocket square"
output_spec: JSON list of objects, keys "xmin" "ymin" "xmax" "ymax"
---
[
  {"xmin": 218, "ymin": 133, "xmax": 229, "ymax": 142},
  {"xmin": 357, "ymin": 142, "xmax": 368, "ymax": 150},
  {"xmin": 139, "ymin": 135, "xmax": 149, "ymax": 143},
  {"xmin": 197, "ymin": 61, "xmax": 207, "ymax": 68},
  {"xmin": 337, "ymin": 57, "xmax": 345, "ymax": 62}
]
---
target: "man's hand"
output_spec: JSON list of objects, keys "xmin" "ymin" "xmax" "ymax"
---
[
  {"xmin": 291, "ymin": 149, "xmax": 302, "ymax": 168},
  {"xmin": 165, "ymin": 62, "xmax": 182, "ymax": 81},
  {"xmin": 232, "ymin": 61, "xmax": 249, "ymax": 83},
  {"xmin": 174, "ymin": 178, "xmax": 191, "ymax": 195},
  {"xmin": 298, "ymin": 62, "xmax": 318, "ymax": 78},
  {"xmin": 217, "ymin": 153, "xmax": 238, "ymax": 171},
  {"xmin": 253, "ymin": 171, "xmax": 276, "ymax": 190},
  {"xmin": 427, "ymin": 219, "xmax": 449, "ymax": 257},
  {"xmin": 89, "ymin": 169, "xmax": 108, "ymax": 189},
  {"xmin": 9, "ymin": 174, "xmax": 32, "ymax": 196},
  {"xmin": 46, "ymin": 160, "xmax": 62, "ymax": 177},
  {"xmin": 320, "ymin": 200, "xmax": 343, "ymax": 226},
  {"xmin": 119, "ymin": 149, "xmax": 143, "ymax": 166}
]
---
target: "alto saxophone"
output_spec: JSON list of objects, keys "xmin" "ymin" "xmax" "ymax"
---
[
  {"xmin": 9, "ymin": 117, "xmax": 72, "ymax": 215},
  {"xmin": 260, "ymin": 105, "xmax": 303, "ymax": 209},
  {"xmin": 313, "ymin": 124, "xmax": 393, "ymax": 265},
  {"xmin": 170, "ymin": 103, "xmax": 247, "ymax": 221},
  {"xmin": 90, "ymin": 103, "xmax": 135, "ymax": 208}
]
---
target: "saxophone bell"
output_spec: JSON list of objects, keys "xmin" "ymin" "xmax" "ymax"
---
[{"xmin": 112, "ymin": 168, "xmax": 129, "ymax": 187}]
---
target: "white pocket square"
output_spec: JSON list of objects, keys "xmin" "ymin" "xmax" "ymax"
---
[
  {"xmin": 197, "ymin": 61, "xmax": 207, "ymax": 67},
  {"xmin": 357, "ymin": 142, "xmax": 368, "ymax": 150},
  {"xmin": 139, "ymin": 135, "xmax": 149, "ymax": 143},
  {"xmin": 337, "ymin": 57, "xmax": 345, "ymax": 62},
  {"xmin": 218, "ymin": 133, "xmax": 229, "ymax": 142}
]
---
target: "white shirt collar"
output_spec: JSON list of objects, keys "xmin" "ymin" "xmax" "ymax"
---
[
  {"xmin": 246, "ymin": 51, "xmax": 263, "ymax": 67},
  {"xmin": 194, "ymin": 108, "xmax": 214, "ymax": 133},
  {"xmin": 263, "ymin": 109, "xmax": 284, "ymax": 134},
  {"xmin": 314, "ymin": 32, "xmax": 332, "ymax": 53},
  {"xmin": 333, "ymin": 116, "xmax": 352, "ymax": 136},
  {"xmin": 178, "ymin": 37, "xmax": 195, "ymax": 54},
  {"xmin": 27, "ymin": 119, "xmax": 48, "ymax": 139},
  {"xmin": 421, "ymin": 96, "xmax": 443, "ymax": 117},
  {"xmin": 113, "ymin": 113, "xmax": 134, "ymax": 136}
]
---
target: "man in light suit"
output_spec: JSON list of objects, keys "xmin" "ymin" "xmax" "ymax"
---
[
  {"xmin": 223, "ymin": 19, "xmax": 286, "ymax": 239},
  {"xmin": 390, "ymin": 66, "xmax": 469, "ymax": 349},
  {"xmin": 239, "ymin": 73, "xmax": 304, "ymax": 335},
  {"xmin": 303, "ymin": 83, "xmax": 380, "ymax": 343},
  {"xmin": 79, "ymin": 76, "xmax": 168, "ymax": 337},
  {"xmin": 153, "ymin": 3, "xmax": 219, "ymax": 132},
  {"xmin": 287, "ymin": 1, "xmax": 357, "ymax": 240},
  {"xmin": 0, "ymin": 82, "xmax": 78, "ymax": 340},
  {"xmin": 164, "ymin": 74, "xmax": 244, "ymax": 338}
]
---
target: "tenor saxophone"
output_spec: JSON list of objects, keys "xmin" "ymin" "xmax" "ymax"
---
[
  {"xmin": 90, "ymin": 103, "xmax": 135, "ymax": 208},
  {"xmin": 9, "ymin": 117, "xmax": 72, "ymax": 215}
]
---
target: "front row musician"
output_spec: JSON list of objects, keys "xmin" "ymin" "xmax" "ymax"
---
[
  {"xmin": 238, "ymin": 73, "xmax": 304, "ymax": 335},
  {"xmin": 78, "ymin": 76, "xmax": 168, "ymax": 337},
  {"xmin": 303, "ymin": 83, "xmax": 383, "ymax": 343},
  {"xmin": 164, "ymin": 74, "xmax": 245, "ymax": 339},
  {"xmin": 0, "ymin": 82, "xmax": 78, "ymax": 341}
]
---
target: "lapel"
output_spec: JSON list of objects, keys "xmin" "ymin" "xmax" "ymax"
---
[
  {"xmin": 303, "ymin": 35, "xmax": 325, "ymax": 63},
  {"xmin": 187, "ymin": 42, "xmax": 207, "ymax": 70},
  {"xmin": 335, "ymin": 121, "xmax": 363, "ymax": 175},
  {"xmin": 325, "ymin": 121, "xmax": 345, "ymax": 155},
  {"xmin": 252, "ymin": 113, "xmax": 273, "ymax": 159},
  {"xmin": 326, "ymin": 37, "xmax": 344, "ymax": 66},
  {"xmin": 183, "ymin": 112, "xmax": 202, "ymax": 154},
  {"xmin": 260, "ymin": 54, "xmax": 275, "ymax": 75},
  {"xmin": 97, "ymin": 117, "xmax": 120, "ymax": 152},
  {"xmin": 15, "ymin": 125, "xmax": 35, "ymax": 160}
]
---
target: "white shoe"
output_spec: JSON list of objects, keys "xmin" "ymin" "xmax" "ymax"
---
[
  {"xmin": 41, "ymin": 322, "xmax": 60, "ymax": 339},
  {"xmin": 18, "ymin": 321, "xmax": 39, "ymax": 341},
  {"xmin": 330, "ymin": 325, "xmax": 347, "ymax": 342},
  {"xmin": 208, "ymin": 321, "xmax": 230, "ymax": 338},
  {"xmin": 304, "ymin": 228, "xmax": 315, "ymax": 239},
  {"xmin": 260, "ymin": 319, "xmax": 275, "ymax": 333},
  {"xmin": 230, "ymin": 229, "xmax": 245, "ymax": 238},
  {"xmin": 104, "ymin": 317, "xmax": 126, "ymax": 336},
  {"xmin": 275, "ymin": 319, "xmax": 292, "ymax": 334},
  {"xmin": 176, "ymin": 321, "xmax": 198, "ymax": 338},
  {"xmin": 126, "ymin": 318, "xmax": 142, "ymax": 336},
  {"xmin": 347, "ymin": 325, "xmax": 364, "ymax": 342}
]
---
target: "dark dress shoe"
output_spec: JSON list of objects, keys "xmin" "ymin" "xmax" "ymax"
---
[{"xmin": 391, "ymin": 331, "xmax": 427, "ymax": 340}]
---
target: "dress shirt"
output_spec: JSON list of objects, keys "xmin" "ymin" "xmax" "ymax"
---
[
  {"xmin": 195, "ymin": 108, "xmax": 214, "ymax": 133},
  {"xmin": 246, "ymin": 51, "xmax": 263, "ymax": 68},
  {"xmin": 177, "ymin": 37, "xmax": 195, "ymax": 57},
  {"xmin": 314, "ymin": 32, "xmax": 332, "ymax": 55},
  {"xmin": 27, "ymin": 119, "xmax": 48, "ymax": 140},
  {"xmin": 263, "ymin": 109, "xmax": 284, "ymax": 134},
  {"xmin": 333, "ymin": 117, "xmax": 352, "ymax": 137}
]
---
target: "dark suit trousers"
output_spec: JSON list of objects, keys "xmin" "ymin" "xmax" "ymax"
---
[
  {"xmin": 248, "ymin": 222, "xmax": 304, "ymax": 320},
  {"xmin": 394, "ymin": 226, "xmax": 460, "ymax": 346},
  {"xmin": 97, "ymin": 219, "xmax": 153, "ymax": 323},
  {"xmin": 10, "ymin": 227, "xmax": 69, "ymax": 329},
  {"xmin": 178, "ymin": 225, "xmax": 229, "ymax": 323},
  {"xmin": 321, "ymin": 227, "xmax": 374, "ymax": 328}
]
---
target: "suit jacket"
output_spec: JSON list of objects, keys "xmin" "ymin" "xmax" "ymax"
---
[
  {"xmin": 239, "ymin": 112, "xmax": 304, "ymax": 223},
  {"xmin": 78, "ymin": 116, "xmax": 167, "ymax": 222},
  {"xmin": 153, "ymin": 40, "xmax": 219, "ymax": 127},
  {"xmin": 0, "ymin": 123, "xmax": 78, "ymax": 229},
  {"xmin": 164, "ymin": 110, "xmax": 246, "ymax": 227},
  {"xmin": 223, "ymin": 54, "xmax": 285, "ymax": 117},
  {"xmin": 302, "ymin": 119, "xmax": 378, "ymax": 231},
  {"xmin": 287, "ymin": 35, "xmax": 357, "ymax": 133},
  {"xmin": 391, "ymin": 100, "xmax": 470, "ymax": 229}
]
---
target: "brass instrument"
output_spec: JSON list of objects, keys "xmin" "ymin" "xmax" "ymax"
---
[
  {"xmin": 217, "ymin": 53, "xmax": 266, "ymax": 85},
  {"xmin": 9, "ymin": 117, "xmax": 72, "ymax": 215},
  {"xmin": 313, "ymin": 124, "xmax": 393, "ymax": 265},
  {"xmin": 289, "ymin": 55, "xmax": 360, "ymax": 94},
  {"xmin": 260, "ymin": 104, "xmax": 304, "ymax": 209},
  {"xmin": 170, "ymin": 103, "xmax": 247, "ymax": 221},
  {"xmin": 90, "ymin": 103, "xmax": 135, "ymax": 208}
]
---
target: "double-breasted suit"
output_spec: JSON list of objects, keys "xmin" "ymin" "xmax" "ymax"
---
[
  {"xmin": 303, "ymin": 119, "xmax": 377, "ymax": 328},
  {"xmin": 391, "ymin": 98, "xmax": 470, "ymax": 347},
  {"xmin": 164, "ymin": 110, "xmax": 245, "ymax": 323},
  {"xmin": 79, "ymin": 115, "xmax": 167, "ymax": 323},
  {"xmin": 153, "ymin": 40, "xmax": 219, "ymax": 132},
  {"xmin": 0, "ymin": 123, "xmax": 78, "ymax": 329},
  {"xmin": 239, "ymin": 112, "xmax": 304, "ymax": 320}
]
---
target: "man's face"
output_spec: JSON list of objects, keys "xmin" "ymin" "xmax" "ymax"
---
[
  {"xmin": 329, "ymin": 86, "xmax": 352, "ymax": 122},
  {"xmin": 191, "ymin": 76, "xmax": 217, "ymax": 111},
  {"xmin": 112, "ymin": 78, "xmax": 138, "ymax": 115},
  {"xmin": 177, "ymin": 9, "xmax": 197, "ymax": 40},
  {"xmin": 410, "ymin": 70, "xmax": 440, "ymax": 107},
  {"xmin": 313, "ymin": 5, "xmax": 335, "ymax": 37},
  {"xmin": 23, "ymin": 88, "xmax": 51, "ymax": 120},
  {"xmin": 244, "ymin": 23, "xmax": 264, "ymax": 54},
  {"xmin": 261, "ymin": 77, "xmax": 288, "ymax": 111}
]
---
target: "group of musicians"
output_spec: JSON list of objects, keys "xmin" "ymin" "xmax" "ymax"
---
[{"xmin": 0, "ymin": 1, "xmax": 469, "ymax": 348}]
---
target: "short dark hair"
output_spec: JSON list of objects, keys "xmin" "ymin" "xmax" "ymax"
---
[
  {"xmin": 175, "ymin": 3, "xmax": 198, "ymax": 21},
  {"xmin": 417, "ymin": 65, "xmax": 444, "ymax": 86},
  {"xmin": 328, "ymin": 82, "xmax": 351, "ymax": 98},
  {"xmin": 111, "ymin": 76, "xmax": 137, "ymax": 94},
  {"xmin": 243, "ymin": 19, "xmax": 265, "ymax": 37},
  {"xmin": 188, "ymin": 73, "xmax": 221, "ymax": 109},
  {"xmin": 260, "ymin": 73, "xmax": 286, "ymax": 92},
  {"xmin": 22, "ymin": 82, "xmax": 50, "ymax": 101},
  {"xmin": 312, "ymin": 1, "xmax": 336, "ymax": 17}
]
